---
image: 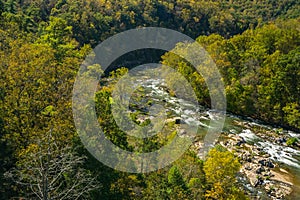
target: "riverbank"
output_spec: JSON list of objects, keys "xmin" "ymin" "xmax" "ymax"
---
[{"xmin": 216, "ymin": 120, "xmax": 300, "ymax": 199}]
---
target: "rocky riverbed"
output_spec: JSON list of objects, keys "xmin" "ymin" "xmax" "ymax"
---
[
  {"xmin": 222, "ymin": 132, "xmax": 296, "ymax": 199},
  {"xmin": 193, "ymin": 117, "xmax": 300, "ymax": 199}
]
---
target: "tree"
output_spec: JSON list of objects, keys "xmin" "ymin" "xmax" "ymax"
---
[
  {"xmin": 5, "ymin": 132, "xmax": 100, "ymax": 200},
  {"xmin": 194, "ymin": 19, "xmax": 300, "ymax": 129},
  {"xmin": 0, "ymin": 29, "xmax": 89, "ymax": 198},
  {"xmin": 4, "ymin": 0, "xmax": 18, "ymax": 14},
  {"xmin": 168, "ymin": 165, "xmax": 187, "ymax": 190},
  {"xmin": 203, "ymin": 146, "xmax": 247, "ymax": 200},
  {"xmin": 283, "ymin": 103, "xmax": 300, "ymax": 128}
]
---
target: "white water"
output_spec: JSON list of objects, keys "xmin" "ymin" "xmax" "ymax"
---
[
  {"xmin": 132, "ymin": 69, "xmax": 300, "ymax": 170},
  {"xmin": 258, "ymin": 141, "xmax": 300, "ymax": 168},
  {"xmin": 237, "ymin": 130, "xmax": 300, "ymax": 168},
  {"xmin": 239, "ymin": 129, "xmax": 261, "ymax": 142}
]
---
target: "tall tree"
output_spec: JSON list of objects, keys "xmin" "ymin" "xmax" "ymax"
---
[
  {"xmin": 5, "ymin": 132, "xmax": 100, "ymax": 200},
  {"xmin": 203, "ymin": 146, "xmax": 247, "ymax": 200}
]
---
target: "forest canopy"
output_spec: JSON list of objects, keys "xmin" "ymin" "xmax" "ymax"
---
[{"xmin": 0, "ymin": 0, "xmax": 299, "ymax": 199}]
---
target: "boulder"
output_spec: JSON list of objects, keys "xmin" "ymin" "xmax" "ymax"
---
[
  {"xmin": 254, "ymin": 177, "xmax": 264, "ymax": 187},
  {"xmin": 277, "ymin": 137, "xmax": 286, "ymax": 144},
  {"xmin": 265, "ymin": 160, "xmax": 275, "ymax": 168},
  {"xmin": 258, "ymin": 159, "xmax": 274, "ymax": 168},
  {"xmin": 234, "ymin": 136, "xmax": 246, "ymax": 146},
  {"xmin": 242, "ymin": 152, "xmax": 252, "ymax": 162},
  {"xmin": 245, "ymin": 164, "xmax": 253, "ymax": 171},
  {"xmin": 256, "ymin": 166, "xmax": 265, "ymax": 174}
]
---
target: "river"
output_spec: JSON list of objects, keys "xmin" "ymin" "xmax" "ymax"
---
[{"xmin": 116, "ymin": 66, "xmax": 300, "ymax": 199}]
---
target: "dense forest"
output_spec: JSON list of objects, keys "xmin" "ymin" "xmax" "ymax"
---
[
  {"xmin": 0, "ymin": 0, "xmax": 300, "ymax": 199},
  {"xmin": 162, "ymin": 18, "xmax": 300, "ymax": 130}
]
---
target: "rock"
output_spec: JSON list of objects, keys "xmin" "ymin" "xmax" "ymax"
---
[
  {"xmin": 262, "ymin": 153, "xmax": 271, "ymax": 158},
  {"xmin": 229, "ymin": 129, "xmax": 236, "ymax": 134},
  {"xmin": 256, "ymin": 166, "xmax": 265, "ymax": 174},
  {"xmin": 257, "ymin": 147, "xmax": 263, "ymax": 151},
  {"xmin": 254, "ymin": 177, "xmax": 264, "ymax": 187},
  {"xmin": 236, "ymin": 140, "xmax": 244, "ymax": 146},
  {"xmin": 251, "ymin": 149, "xmax": 261, "ymax": 157},
  {"xmin": 275, "ymin": 190, "xmax": 284, "ymax": 199},
  {"xmin": 265, "ymin": 184, "xmax": 276, "ymax": 195},
  {"xmin": 245, "ymin": 164, "xmax": 253, "ymax": 171},
  {"xmin": 265, "ymin": 182, "xmax": 290, "ymax": 199},
  {"xmin": 178, "ymin": 129, "xmax": 187, "ymax": 135},
  {"xmin": 277, "ymin": 137, "xmax": 286, "ymax": 144},
  {"xmin": 258, "ymin": 159, "xmax": 265, "ymax": 165},
  {"xmin": 165, "ymin": 117, "xmax": 184, "ymax": 124},
  {"xmin": 175, "ymin": 118, "xmax": 181, "ymax": 124},
  {"xmin": 258, "ymin": 159, "xmax": 274, "ymax": 168},
  {"xmin": 263, "ymin": 171, "xmax": 273, "ymax": 178},
  {"xmin": 242, "ymin": 153, "xmax": 252, "ymax": 162},
  {"xmin": 235, "ymin": 136, "xmax": 246, "ymax": 146},
  {"xmin": 279, "ymin": 168, "xmax": 289, "ymax": 174},
  {"xmin": 266, "ymin": 160, "xmax": 275, "ymax": 168}
]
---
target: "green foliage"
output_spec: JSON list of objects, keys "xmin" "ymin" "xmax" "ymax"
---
[
  {"xmin": 141, "ymin": 151, "xmax": 207, "ymax": 200},
  {"xmin": 283, "ymin": 103, "xmax": 300, "ymax": 127},
  {"xmin": 286, "ymin": 137, "xmax": 299, "ymax": 146},
  {"xmin": 0, "ymin": 22, "xmax": 89, "ymax": 198},
  {"xmin": 4, "ymin": 0, "xmax": 17, "ymax": 14},
  {"xmin": 1, "ymin": 1, "xmax": 300, "ymax": 199},
  {"xmin": 2, "ymin": 0, "xmax": 299, "ymax": 45},
  {"xmin": 168, "ymin": 165, "xmax": 187, "ymax": 190},
  {"xmin": 95, "ymin": 89, "xmax": 130, "ymax": 150},
  {"xmin": 203, "ymin": 147, "xmax": 247, "ymax": 200},
  {"xmin": 163, "ymin": 18, "xmax": 300, "ymax": 129}
]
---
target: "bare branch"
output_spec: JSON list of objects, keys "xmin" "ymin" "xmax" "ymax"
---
[{"xmin": 5, "ymin": 134, "xmax": 100, "ymax": 200}]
